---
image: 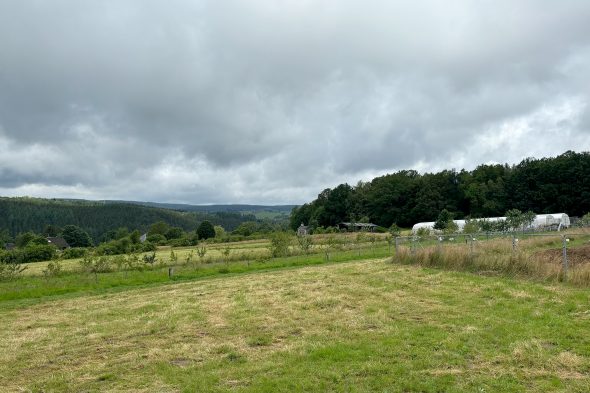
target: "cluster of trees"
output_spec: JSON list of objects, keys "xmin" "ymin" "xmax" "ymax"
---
[
  {"xmin": 290, "ymin": 151, "xmax": 590, "ymax": 230},
  {"xmin": 0, "ymin": 215, "xmax": 289, "ymax": 264},
  {"xmin": 0, "ymin": 224, "xmax": 95, "ymax": 264}
]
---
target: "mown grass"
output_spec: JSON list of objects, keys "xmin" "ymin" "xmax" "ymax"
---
[
  {"xmin": 1, "ymin": 259, "xmax": 589, "ymax": 392},
  {"xmin": 0, "ymin": 244, "xmax": 393, "ymax": 304}
]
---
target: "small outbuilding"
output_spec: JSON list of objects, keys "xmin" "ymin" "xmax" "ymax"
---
[
  {"xmin": 297, "ymin": 223, "xmax": 309, "ymax": 236},
  {"xmin": 338, "ymin": 222, "xmax": 378, "ymax": 232},
  {"xmin": 46, "ymin": 237, "xmax": 70, "ymax": 249}
]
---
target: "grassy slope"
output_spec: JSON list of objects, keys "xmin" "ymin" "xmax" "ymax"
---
[{"xmin": 1, "ymin": 259, "xmax": 589, "ymax": 392}]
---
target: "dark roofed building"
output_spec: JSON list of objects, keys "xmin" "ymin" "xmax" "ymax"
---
[
  {"xmin": 46, "ymin": 237, "xmax": 70, "ymax": 249},
  {"xmin": 338, "ymin": 222, "xmax": 378, "ymax": 232}
]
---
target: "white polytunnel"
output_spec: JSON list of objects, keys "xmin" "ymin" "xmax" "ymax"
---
[{"xmin": 411, "ymin": 213, "xmax": 570, "ymax": 234}]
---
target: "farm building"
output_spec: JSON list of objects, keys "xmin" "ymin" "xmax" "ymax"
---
[
  {"xmin": 297, "ymin": 223, "xmax": 309, "ymax": 236},
  {"xmin": 411, "ymin": 213, "xmax": 570, "ymax": 234},
  {"xmin": 46, "ymin": 237, "xmax": 70, "ymax": 249},
  {"xmin": 338, "ymin": 222, "xmax": 378, "ymax": 232}
]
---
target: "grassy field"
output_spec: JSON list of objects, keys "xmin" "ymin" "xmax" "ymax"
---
[{"xmin": 1, "ymin": 256, "xmax": 590, "ymax": 392}]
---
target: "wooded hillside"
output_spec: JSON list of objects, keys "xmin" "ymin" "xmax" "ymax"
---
[
  {"xmin": 290, "ymin": 151, "xmax": 590, "ymax": 229},
  {"xmin": 0, "ymin": 198, "xmax": 256, "ymax": 241}
]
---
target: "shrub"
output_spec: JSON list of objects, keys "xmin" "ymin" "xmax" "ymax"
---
[
  {"xmin": 0, "ymin": 249, "xmax": 24, "ymax": 264},
  {"xmin": 416, "ymin": 227, "xmax": 430, "ymax": 236},
  {"xmin": 268, "ymin": 232, "xmax": 291, "ymax": 257},
  {"xmin": 142, "ymin": 241, "xmax": 157, "ymax": 252},
  {"xmin": 23, "ymin": 244, "xmax": 56, "ymax": 262},
  {"xmin": 0, "ymin": 261, "xmax": 27, "ymax": 281},
  {"xmin": 389, "ymin": 224, "xmax": 401, "ymax": 237},
  {"xmin": 61, "ymin": 247, "xmax": 87, "ymax": 259},
  {"xmin": 42, "ymin": 260, "xmax": 62, "ymax": 278},
  {"xmin": 79, "ymin": 255, "xmax": 111, "ymax": 281},
  {"xmin": 297, "ymin": 235, "xmax": 313, "ymax": 254},
  {"xmin": 147, "ymin": 234, "xmax": 167, "ymax": 245},
  {"xmin": 168, "ymin": 237, "xmax": 192, "ymax": 247},
  {"xmin": 143, "ymin": 252, "xmax": 157, "ymax": 266}
]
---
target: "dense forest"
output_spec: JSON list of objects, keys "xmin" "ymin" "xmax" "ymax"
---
[
  {"xmin": 0, "ymin": 197, "xmax": 259, "ymax": 242},
  {"xmin": 290, "ymin": 151, "xmax": 590, "ymax": 230}
]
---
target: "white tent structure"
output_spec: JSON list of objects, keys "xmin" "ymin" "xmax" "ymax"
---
[
  {"xmin": 531, "ymin": 213, "xmax": 570, "ymax": 230},
  {"xmin": 411, "ymin": 213, "xmax": 570, "ymax": 234}
]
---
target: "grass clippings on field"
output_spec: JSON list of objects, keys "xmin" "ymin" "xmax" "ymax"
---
[{"xmin": 1, "ymin": 259, "xmax": 589, "ymax": 392}]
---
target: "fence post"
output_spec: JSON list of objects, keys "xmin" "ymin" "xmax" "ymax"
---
[
  {"xmin": 562, "ymin": 235, "xmax": 568, "ymax": 282},
  {"xmin": 512, "ymin": 234, "xmax": 516, "ymax": 253},
  {"xmin": 168, "ymin": 267, "xmax": 174, "ymax": 278},
  {"xmin": 394, "ymin": 237, "xmax": 398, "ymax": 255}
]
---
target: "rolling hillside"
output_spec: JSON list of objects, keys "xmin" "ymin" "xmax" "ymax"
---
[{"xmin": 0, "ymin": 197, "xmax": 266, "ymax": 241}]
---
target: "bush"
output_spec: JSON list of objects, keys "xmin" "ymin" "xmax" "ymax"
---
[
  {"xmin": 43, "ymin": 260, "xmax": 62, "ymax": 278},
  {"xmin": 297, "ymin": 235, "xmax": 313, "ymax": 254},
  {"xmin": 147, "ymin": 234, "xmax": 167, "ymax": 245},
  {"xmin": 79, "ymin": 256, "xmax": 111, "ymax": 280},
  {"xmin": 23, "ymin": 244, "xmax": 56, "ymax": 263},
  {"xmin": 142, "ymin": 252, "xmax": 157, "ymax": 266},
  {"xmin": 416, "ymin": 227, "xmax": 430, "ymax": 236},
  {"xmin": 168, "ymin": 237, "xmax": 192, "ymax": 247},
  {"xmin": 61, "ymin": 247, "xmax": 87, "ymax": 259},
  {"xmin": 389, "ymin": 224, "xmax": 401, "ymax": 237},
  {"xmin": 0, "ymin": 261, "xmax": 27, "ymax": 281},
  {"xmin": 0, "ymin": 249, "xmax": 24, "ymax": 264},
  {"xmin": 95, "ymin": 239, "xmax": 127, "ymax": 256},
  {"xmin": 268, "ymin": 232, "xmax": 291, "ymax": 257},
  {"xmin": 141, "ymin": 241, "xmax": 157, "ymax": 252},
  {"xmin": 0, "ymin": 244, "xmax": 56, "ymax": 264}
]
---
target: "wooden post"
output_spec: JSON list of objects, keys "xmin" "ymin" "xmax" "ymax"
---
[
  {"xmin": 168, "ymin": 267, "xmax": 174, "ymax": 278},
  {"xmin": 562, "ymin": 236, "xmax": 568, "ymax": 282}
]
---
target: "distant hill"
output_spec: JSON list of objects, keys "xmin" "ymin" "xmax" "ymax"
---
[
  {"xmin": 104, "ymin": 200, "xmax": 296, "ymax": 219},
  {"xmin": 0, "ymin": 197, "xmax": 279, "ymax": 241}
]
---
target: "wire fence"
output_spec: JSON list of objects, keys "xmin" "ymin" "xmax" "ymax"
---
[{"xmin": 390, "ymin": 231, "xmax": 590, "ymax": 285}]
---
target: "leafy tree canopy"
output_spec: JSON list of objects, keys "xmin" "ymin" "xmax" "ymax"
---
[
  {"xmin": 197, "ymin": 221, "xmax": 215, "ymax": 240},
  {"xmin": 61, "ymin": 225, "xmax": 93, "ymax": 248}
]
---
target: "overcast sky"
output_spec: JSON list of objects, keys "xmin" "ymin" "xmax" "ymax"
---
[{"xmin": 1, "ymin": 1, "xmax": 589, "ymax": 205}]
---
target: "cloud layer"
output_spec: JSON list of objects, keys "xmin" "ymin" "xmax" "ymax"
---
[{"xmin": 1, "ymin": 0, "xmax": 589, "ymax": 204}]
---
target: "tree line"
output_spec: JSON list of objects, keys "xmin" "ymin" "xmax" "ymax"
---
[{"xmin": 290, "ymin": 151, "xmax": 590, "ymax": 230}]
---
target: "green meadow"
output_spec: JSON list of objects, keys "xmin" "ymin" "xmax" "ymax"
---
[{"xmin": 1, "ymin": 233, "xmax": 590, "ymax": 392}]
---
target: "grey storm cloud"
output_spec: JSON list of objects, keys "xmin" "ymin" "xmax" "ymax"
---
[{"xmin": 1, "ymin": 0, "xmax": 590, "ymax": 204}]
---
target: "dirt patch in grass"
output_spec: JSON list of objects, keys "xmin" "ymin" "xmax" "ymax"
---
[{"xmin": 535, "ymin": 245, "xmax": 590, "ymax": 266}]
